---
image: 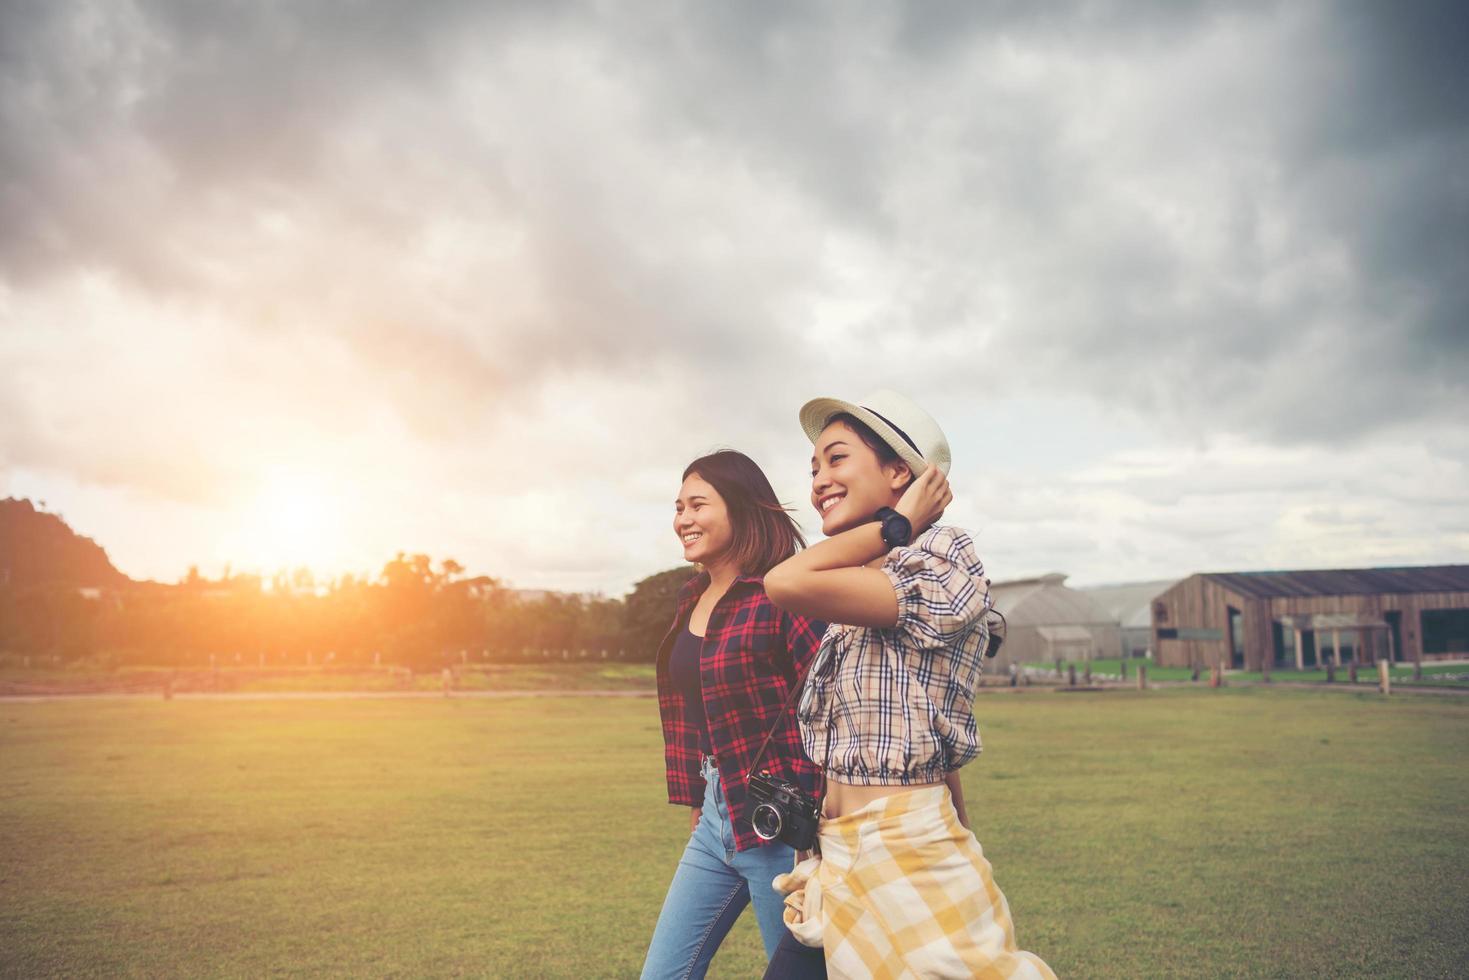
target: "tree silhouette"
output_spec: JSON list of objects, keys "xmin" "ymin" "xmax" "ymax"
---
[{"xmin": 623, "ymin": 567, "xmax": 697, "ymax": 661}]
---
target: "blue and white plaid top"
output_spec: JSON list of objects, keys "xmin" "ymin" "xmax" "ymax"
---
[{"xmin": 796, "ymin": 525, "xmax": 992, "ymax": 786}]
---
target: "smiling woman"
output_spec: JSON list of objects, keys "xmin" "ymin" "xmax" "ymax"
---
[{"xmin": 643, "ymin": 449, "xmax": 826, "ymax": 979}]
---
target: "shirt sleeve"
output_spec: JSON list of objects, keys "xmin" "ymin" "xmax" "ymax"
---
[
  {"xmin": 880, "ymin": 526, "xmax": 989, "ymax": 651},
  {"xmin": 781, "ymin": 608, "xmax": 827, "ymax": 680}
]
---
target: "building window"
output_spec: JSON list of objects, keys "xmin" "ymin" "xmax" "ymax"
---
[
  {"xmin": 1422, "ymin": 609, "xmax": 1469, "ymax": 655},
  {"xmin": 1317, "ymin": 629, "xmax": 1359, "ymax": 664},
  {"xmin": 1228, "ymin": 607, "xmax": 1245, "ymax": 668},
  {"xmin": 1272, "ymin": 622, "xmax": 1296, "ymax": 666}
]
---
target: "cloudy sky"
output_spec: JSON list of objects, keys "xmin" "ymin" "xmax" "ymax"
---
[{"xmin": 2, "ymin": 0, "xmax": 1466, "ymax": 595}]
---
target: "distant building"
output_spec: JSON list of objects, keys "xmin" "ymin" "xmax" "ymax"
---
[
  {"xmin": 1081, "ymin": 580, "xmax": 1179, "ymax": 658},
  {"xmin": 1150, "ymin": 565, "xmax": 1469, "ymax": 671},
  {"xmin": 988, "ymin": 573, "xmax": 1122, "ymax": 671}
]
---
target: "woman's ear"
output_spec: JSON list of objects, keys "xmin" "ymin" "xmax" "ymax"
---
[{"xmin": 885, "ymin": 460, "xmax": 913, "ymax": 492}]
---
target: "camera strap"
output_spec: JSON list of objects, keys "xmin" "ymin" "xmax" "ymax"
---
[{"xmin": 745, "ymin": 658, "xmax": 809, "ymax": 782}]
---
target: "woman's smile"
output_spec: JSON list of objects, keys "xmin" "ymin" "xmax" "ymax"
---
[{"xmin": 673, "ymin": 473, "xmax": 736, "ymax": 566}]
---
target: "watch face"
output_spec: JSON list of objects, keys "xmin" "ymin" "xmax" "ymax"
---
[{"xmin": 882, "ymin": 512, "xmax": 911, "ymax": 547}]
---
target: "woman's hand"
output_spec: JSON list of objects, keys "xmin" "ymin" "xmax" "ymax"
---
[
  {"xmin": 895, "ymin": 465, "xmax": 953, "ymax": 536},
  {"xmin": 764, "ymin": 464, "xmax": 957, "ymax": 627},
  {"xmin": 690, "ymin": 806, "xmax": 702, "ymax": 833}
]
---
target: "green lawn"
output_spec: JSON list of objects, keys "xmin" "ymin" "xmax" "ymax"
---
[{"xmin": 2, "ymin": 689, "xmax": 1467, "ymax": 978}]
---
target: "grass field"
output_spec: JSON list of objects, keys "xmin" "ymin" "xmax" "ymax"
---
[
  {"xmin": 2, "ymin": 688, "xmax": 1467, "ymax": 978},
  {"xmin": 1045, "ymin": 656, "xmax": 1469, "ymax": 687}
]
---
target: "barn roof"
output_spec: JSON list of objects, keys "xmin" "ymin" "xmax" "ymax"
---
[
  {"xmin": 1201, "ymin": 565, "xmax": 1469, "ymax": 599},
  {"xmin": 990, "ymin": 573, "xmax": 1116, "ymax": 627},
  {"xmin": 1081, "ymin": 580, "xmax": 1179, "ymax": 628},
  {"xmin": 1036, "ymin": 624, "xmax": 1095, "ymax": 646}
]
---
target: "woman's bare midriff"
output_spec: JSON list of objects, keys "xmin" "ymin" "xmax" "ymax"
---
[{"xmin": 823, "ymin": 775, "xmax": 945, "ymax": 819}]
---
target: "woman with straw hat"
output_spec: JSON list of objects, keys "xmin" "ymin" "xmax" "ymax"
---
[{"xmin": 761, "ymin": 390, "xmax": 1054, "ymax": 979}]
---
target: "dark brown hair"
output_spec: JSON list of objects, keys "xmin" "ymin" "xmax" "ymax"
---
[
  {"xmin": 682, "ymin": 450, "xmax": 806, "ymax": 576},
  {"xmin": 825, "ymin": 412, "xmax": 913, "ymax": 488}
]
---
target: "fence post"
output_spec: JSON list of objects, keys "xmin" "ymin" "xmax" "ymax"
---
[
  {"xmin": 1120, "ymin": 660, "xmax": 1128, "ymax": 680},
  {"xmin": 1378, "ymin": 659, "xmax": 1391, "ymax": 696},
  {"xmin": 1348, "ymin": 663, "xmax": 1358, "ymax": 684},
  {"xmin": 1137, "ymin": 664, "xmax": 1147, "ymax": 691},
  {"xmin": 1326, "ymin": 662, "xmax": 1336, "ymax": 683},
  {"xmin": 1067, "ymin": 665, "xmax": 1077, "ymax": 687},
  {"xmin": 441, "ymin": 668, "xmax": 453, "ymax": 697}
]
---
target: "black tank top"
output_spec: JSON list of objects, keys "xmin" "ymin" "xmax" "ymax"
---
[{"xmin": 669, "ymin": 625, "xmax": 710, "ymax": 753}]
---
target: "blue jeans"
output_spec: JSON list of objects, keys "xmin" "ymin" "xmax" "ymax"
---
[{"xmin": 641, "ymin": 758, "xmax": 796, "ymax": 979}]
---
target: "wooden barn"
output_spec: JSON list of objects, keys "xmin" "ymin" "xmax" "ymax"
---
[{"xmin": 1150, "ymin": 565, "xmax": 1469, "ymax": 672}]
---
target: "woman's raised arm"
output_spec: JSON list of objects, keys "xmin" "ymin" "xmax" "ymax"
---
[{"xmin": 765, "ymin": 467, "xmax": 952, "ymax": 627}]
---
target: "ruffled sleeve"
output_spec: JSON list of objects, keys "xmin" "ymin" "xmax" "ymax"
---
[{"xmin": 880, "ymin": 525, "xmax": 989, "ymax": 651}]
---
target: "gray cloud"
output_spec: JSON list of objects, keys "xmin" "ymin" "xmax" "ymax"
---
[
  {"xmin": 4, "ymin": 1, "xmax": 1463, "ymax": 442},
  {"xmin": 1, "ymin": 0, "xmax": 1466, "ymax": 586}
]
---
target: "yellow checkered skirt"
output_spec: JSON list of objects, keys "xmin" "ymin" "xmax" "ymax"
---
[{"xmin": 793, "ymin": 784, "xmax": 1056, "ymax": 979}]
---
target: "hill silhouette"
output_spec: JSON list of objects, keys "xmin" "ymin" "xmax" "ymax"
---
[{"xmin": 0, "ymin": 497, "xmax": 128, "ymax": 589}]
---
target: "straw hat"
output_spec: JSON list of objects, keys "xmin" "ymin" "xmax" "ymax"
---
[{"xmin": 799, "ymin": 389, "xmax": 951, "ymax": 477}]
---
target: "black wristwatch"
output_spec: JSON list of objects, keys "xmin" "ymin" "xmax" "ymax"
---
[{"xmin": 874, "ymin": 507, "xmax": 912, "ymax": 548}]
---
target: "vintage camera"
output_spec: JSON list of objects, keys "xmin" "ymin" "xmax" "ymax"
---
[{"xmin": 746, "ymin": 770, "xmax": 820, "ymax": 850}]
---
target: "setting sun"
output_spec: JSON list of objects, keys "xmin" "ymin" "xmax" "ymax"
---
[{"xmin": 230, "ymin": 468, "xmax": 347, "ymax": 575}]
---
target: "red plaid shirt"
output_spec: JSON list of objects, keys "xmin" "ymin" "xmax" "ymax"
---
[{"xmin": 655, "ymin": 571, "xmax": 826, "ymax": 851}]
